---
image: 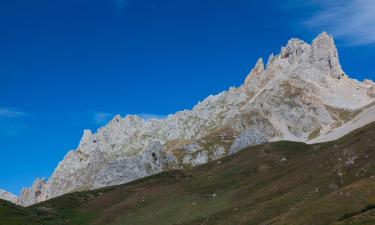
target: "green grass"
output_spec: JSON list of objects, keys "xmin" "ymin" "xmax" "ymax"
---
[
  {"xmin": 2, "ymin": 122, "xmax": 375, "ymax": 225},
  {"xmin": 308, "ymin": 127, "xmax": 321, "ymax": 140},
  {"xmin": 0, "ymin": 199, "xmax": 66, "ymax": 225}
]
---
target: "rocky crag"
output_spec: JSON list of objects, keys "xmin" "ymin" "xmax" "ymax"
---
[
  {"xmin": 0, "ymin": 189, "xmax": 17, "ymax": 204},
  {"xmin": 4, "ymin": 32, "xmax": 374, "ymax": 206}
]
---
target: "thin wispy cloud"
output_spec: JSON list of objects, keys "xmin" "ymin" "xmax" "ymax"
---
[
  {"xmin": 0, "ymin": 107, "xmax": 29, "ymax": 136},
  {"xmin": 301, "ymin": 0, "xmax": 375, "ymax": 46},
  {"xmin": 0, "ymin": 107, "xmax": 28, "ymax": 120}
]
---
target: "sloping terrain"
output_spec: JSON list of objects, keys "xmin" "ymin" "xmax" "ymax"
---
[
  {"xmin": 2, "ymin": 122, "xmax": 375, "ymax": 225},
  {"xmin": 0, "ymin": 199, "xmax": 63, "ymax": 225},
  {"xmin": 310, "ymin": 103, "xmax": 375, "ymax": 143}
]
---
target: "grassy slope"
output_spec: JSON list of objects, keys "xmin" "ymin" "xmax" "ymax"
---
[
  {"xmin": 2, "ymin": 122, "xmax": 375, "ymax": 225},
  {"xmin": 0, "ymin": 199, "xmax": 66, "ymax": 225}
]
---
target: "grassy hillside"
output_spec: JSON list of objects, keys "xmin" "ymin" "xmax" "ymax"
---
[
  {"xmin": 2, "ymin": 122, "xmax": 375, "ymax": 225},
  {"xmin": 0, "ymin": 198, "xmax": 66, "ymax": 225}
]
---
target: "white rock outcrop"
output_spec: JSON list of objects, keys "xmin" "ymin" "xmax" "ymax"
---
[
  {"xmin": 229, "ymin": 128, "xmax": 268, "ymax": 154},
  {"xmin": 17, "ymin": 178, "xmax": 47, "ymax": 206},
  {"xmin": 12, "ymin": 32, "xmax": 375, "ymax": 206},
  {"xmin": 0, "ymin": 189, "xmax": 18, "ymax": 204}
]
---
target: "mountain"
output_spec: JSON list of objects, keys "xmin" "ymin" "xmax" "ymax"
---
[
  {"xmin": 0, "ymin": 190, "xmax": 17, "ymax": 204},
  {"xmin": 4, "ymin": 32, "xmax": 375, "ymax": 206},
  {"xmin": 2, "ymin": 121, "xmax": 375, "ymax": 225}
]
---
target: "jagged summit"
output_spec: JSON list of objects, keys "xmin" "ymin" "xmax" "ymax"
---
[
  {"xmin": 244, "ymin": 32, "xmax": 342, "ymax": 87},
  {"xmin": 244, "ymin": 58, "xmax": 265, "ymax": 83},
  {"xmin": 3, "ymin": 32, "xmax": 374, "ymax": 206},
  {"xmin": 311, "ymin": 32, "xmax": 344, "ymax": 79}
]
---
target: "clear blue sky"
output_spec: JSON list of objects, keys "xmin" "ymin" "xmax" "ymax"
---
[{"xmin": 1, "ymin": 0, "xmax": 374, "ymax": 195}]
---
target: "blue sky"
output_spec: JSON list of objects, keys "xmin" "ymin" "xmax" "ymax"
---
[{"xmin": 1, "ymin": 0, "xmax": 375, "ymax": 195}]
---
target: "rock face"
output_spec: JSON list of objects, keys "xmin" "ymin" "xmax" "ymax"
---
[
  {"xmin": 229, "ymin": 128, "xmax": 268, "ymax": 154},
  {"xmin": 92, "ymin": 141, "xmax": 177, "ymax": 188},
  {"xmin": 0, "ymin": 189, "xmax": 18, "ymax": 204},
  {"xmin": 17, "ymin": 178, "xmax": 47, "ymax": 206},
  {"xmin": 16, "ymin": 32, "xmax": 375, "ymax": 206}
]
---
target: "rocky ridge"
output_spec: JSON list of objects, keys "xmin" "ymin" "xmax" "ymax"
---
[
  {"xmin": 3, "ymin": 32, "xmax": 374, "ymax": 206},
  {"xmin": 0, "ymin": 189, "xmax": 17, "ymax": 204}
]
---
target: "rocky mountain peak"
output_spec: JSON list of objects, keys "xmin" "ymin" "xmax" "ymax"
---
[
  {"xmin": 244, "ymin": 58, "xmax": 265, "ymax": 85},
  {"xmin": 312, "ymin": 31, "xmax": 335, "ymax": 48},
  {"xmin": 244, "ymin": 32, "xmax": 344, "ymax": 84},
  {"xmin": 311, "ymin": 32, "xmax": 344, "ymax": 79},
  {"xmin": 242, "ymin": 32, "xmax": 346, "ymax": 100},
  {"xmin": 281, "ymin": 38, "xmax": 309, "ymax": 57},
  {"xmin": 79, "ymin": 130, "xmax": 94, "ymax": 148},
  {"xmin": 11, "ymin": 32, "xmax": 375, "ymax": 207}
]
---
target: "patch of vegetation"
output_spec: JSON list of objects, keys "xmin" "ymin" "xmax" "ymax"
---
[{"xmin": 308, "ymin": 127, "xmax": 321, "ymax": 140}]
